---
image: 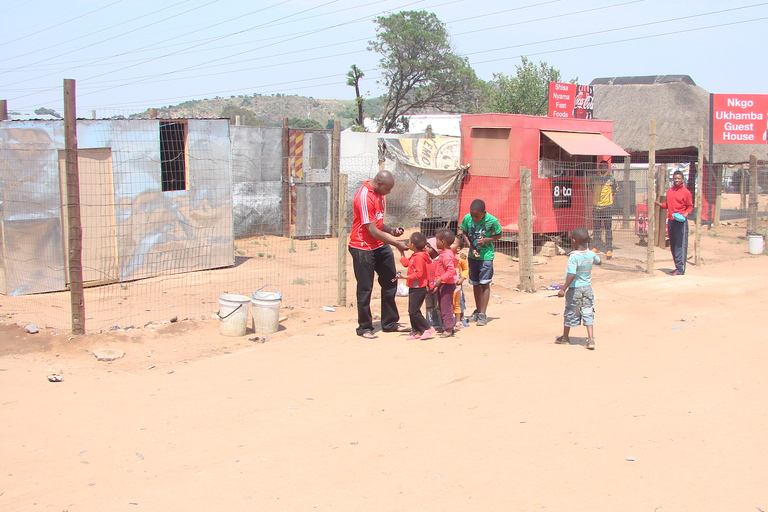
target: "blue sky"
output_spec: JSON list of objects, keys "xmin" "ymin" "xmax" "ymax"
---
[{"xmin": 1, "ymin": 0, "xmax": 767, "ymax": 116}]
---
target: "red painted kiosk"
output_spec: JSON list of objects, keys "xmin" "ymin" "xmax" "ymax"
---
[{"xmin": 459, "ymin": 114, "xmax": 629, "ymax": 240}]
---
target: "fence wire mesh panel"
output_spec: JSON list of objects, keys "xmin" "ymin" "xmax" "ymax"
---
[
  {"xmin": 453, "ymin": 158, "xmax": 652, "ymax": 283},
  {"xmin": 0, "ymin": 120, "xmax": 342, "ymax": 333},
  {"xmin": 2, "ymin": 118, "xmax": 766, "ymax": 334}
]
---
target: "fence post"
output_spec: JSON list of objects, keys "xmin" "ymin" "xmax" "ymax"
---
[
  {"xmin": 282, "ymin": 118, "xmax": 290, "ymax": 237},
  {"xmin": 0, "ymin": 100, "xmax": 7, "ymax": 120},
  {"xmin": 622, "ymin": 155, "xmax": 631, "ymax": 229},
  {"xmin": 713, "ymin": 164, "xmax": 723, "ymax": 228},
  {"xmin": 647, "ymin": 120, "xmax": 656, "ymax": 275},
  {"xmin": 655, "ymin": 165, "xmax": 666, "ymax": 248},
  {"xmin": 337, "ymin": 173, "xmax": 348, "ymax": 306},
  {"xmin": 749, "ymin": 154, "xmax": 758, "ymax": 232},
  {"xmin": 695, "ymin": 128, "xmax": 704, "ymax": 266},
  {"xmin": 330, "ymin": 120, "xmax": 340, "ymax": 237},
  {"xmin": 63, "ymin": 79, "xmax": 85, "ymax": 334},
  {"xmin": 518, "ymin": 166, "xmax": 534, "ymax": 292}
]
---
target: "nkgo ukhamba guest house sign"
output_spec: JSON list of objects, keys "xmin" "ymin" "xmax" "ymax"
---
[{"xmin": 712, "ymin": 93, "xmax": 768, "ymax": 144}]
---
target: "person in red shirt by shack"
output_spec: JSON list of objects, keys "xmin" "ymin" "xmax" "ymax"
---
[
  {"xmin": 348, "ymin": 170, "xmax": 410, "ymax": 338},
  {"xmin": 655, "ymin": 170, "xmax": 693, "ymax": 275}
]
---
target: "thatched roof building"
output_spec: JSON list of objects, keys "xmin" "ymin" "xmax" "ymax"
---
[{"xmin": 591, "ymin": 75, "xmax": 768, "ymax": 164}]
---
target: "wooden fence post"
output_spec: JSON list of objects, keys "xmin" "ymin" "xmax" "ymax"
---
[
  {"xmin": 337, "ymin": 173, "xmax": 348, "ymax": 307},
  {"xmin": 749, "ymin": 154, "xmax": 758, "ymax": 232},
  {"xmin": 64, "ymin": 80, "xmax": 85, "ymax": 334},
  {"xmin": 622, "ymin": 155, "xmax": 631, "ymax": 229},
  {"xmin": 282, "ymin": 118, "xmax": 290, "ymax": 237},
  {"xmin": 647, "ymin": 120, "xmax": 656, "ymax": 275},
  {"xmin": 518, "ymin": 166, "xmax": 534, "ymax": 292},
  {"xmin": 0, "ymin": 100, "xmax": 7, "ymax": 121},
  {"xmin": 695, "ymin": 128, "xmax": 704, "ymax": 266},
  {"xmin": 330, "ymin": 120, "xmax": 340, "ymax": 237},
  {"xmin": 713, "ymin": 164, "xmax": 723, "ymax": 228}
]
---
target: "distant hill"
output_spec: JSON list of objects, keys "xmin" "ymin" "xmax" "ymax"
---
[{"xmin": 144, "ymin": 93, "xmax": 383, "ymax": 129}]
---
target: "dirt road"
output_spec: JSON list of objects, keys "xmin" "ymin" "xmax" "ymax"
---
[{"xmin": 1, "ymin": 251, "xmax": 766, "ymax": 511}]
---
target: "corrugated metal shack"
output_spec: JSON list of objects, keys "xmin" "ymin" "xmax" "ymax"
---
[{"xmin": 0, "ymin": 118, "xmax": 232, "ymax": 295}]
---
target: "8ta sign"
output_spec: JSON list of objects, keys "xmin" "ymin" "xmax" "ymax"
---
[{"xmin": 712, "ymin": 94, "xmax": 768, "ymax": 144}]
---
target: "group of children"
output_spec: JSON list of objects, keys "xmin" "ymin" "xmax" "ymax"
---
[
  {"xmin": 395, "ymin": 199, "xmax": 503, "ymax": 340},
  {"xmin": 396, "ymin": 228, "xmax": 465, "ymax": 339},
  {"xmin": 394, "ymin": 199, "xmax": 601, "ymax": 350}
]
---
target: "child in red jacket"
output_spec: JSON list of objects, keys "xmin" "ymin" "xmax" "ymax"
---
[
  {"xmin": 398, "ymin": 232, "xmax": 435, "ymax": 340},
  {"xmin": 431, "ymin": 228, "xmax": 458, "ymax": 337}
]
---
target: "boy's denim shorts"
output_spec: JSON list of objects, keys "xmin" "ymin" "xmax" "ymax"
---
[
  {"xmin": 563, "ymin": 285, "xmax": 595, "ymax": 327},
  {"xmin": 468, "ymin": 259, "xmax": 493, "ymax": 285}
]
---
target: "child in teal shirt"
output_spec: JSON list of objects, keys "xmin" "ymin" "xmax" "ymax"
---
[{"xmin": 556, "ymin": 227, "xmax": 601, "ymax": 350}]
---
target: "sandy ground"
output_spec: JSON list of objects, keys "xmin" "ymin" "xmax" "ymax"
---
[{"xmin": 1, "ymin": 219, "xmax": 767, "ymax": 511}]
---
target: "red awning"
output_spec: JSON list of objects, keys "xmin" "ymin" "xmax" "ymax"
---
[{"xmin": 542, "ymin": 131, "xmax": 629, "ymax": 157}]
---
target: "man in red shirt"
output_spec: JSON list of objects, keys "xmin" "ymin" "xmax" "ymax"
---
[
  {"xmin": 349, "ymin": 170, "xmax": 410, "ymax": 338},
  {"xmin": 655, "ymin": 170, "xmax": 693, "ymax": 275}
]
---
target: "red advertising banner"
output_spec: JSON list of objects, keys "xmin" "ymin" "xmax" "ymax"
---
[
  {"xmin": 573, "ymin": 85, "xmax": 594, "ymax": 119},
  {"xmin": 712, "ymin": 94, "xmax": 768, "ymax": 144},
  {"xmin": 548, "ymin": 82, "xmax": 575, "ymax": 118},
  {"xmin": 548, "ymin": 82, "xmax": 594, "ymax": 119}
]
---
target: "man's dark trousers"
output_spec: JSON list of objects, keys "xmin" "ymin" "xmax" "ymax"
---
[
  {"xmin": 668, "ymin": 218, "xmax": 688, "ymax": 274},
  {"xmin": 349, "ymin": 245, "xmax": 400, "ymax": 335}
]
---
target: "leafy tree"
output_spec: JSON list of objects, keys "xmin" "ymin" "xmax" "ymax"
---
[
  {"xmin": 346, "ymin": 64, "xmax": 365, "ymax": 128},
  {"xmin": 288, "ymin": 118, "xmax": 324, "ymax": 130},
  {"xmin": 484, "ymin": 57, "xmax": 575, "ymax": 115},
  {"xmin": 220, "ymin": 105, "xmax": 263, "ymax": 126},
  {"xmin": 34, "ymin": 107, "xmax": 62, "ymax": 118},
  {"xmin": 369, "ymin": 10, "xmax": 478, "ymax": 133}
]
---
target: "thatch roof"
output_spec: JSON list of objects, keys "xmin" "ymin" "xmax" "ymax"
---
[{"xmin": 591, "ymin": 78, "xmax": 768, "ymax": 164}]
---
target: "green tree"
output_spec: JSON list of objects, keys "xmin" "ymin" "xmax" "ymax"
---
[
  {"xmin": 485, "ymin": 57, "xmax": 575, "ymax": 115},
  {"xmin": 220, "ymin": 105, "xmax": 264, "ymax": 126},
  {"xmin": 288, "ymin": 118, "xmax": 324, "ymax": 130},
  {"xmin": 346, "ymin": 64, "xmax": 365, "ymax": 128},
  {"xmin": 369, "ymin": 10, "xmax": 478, "ymax": 133},
  {"xmin": 34, "ymin": 107, "xmax": 62, "ymax": 118}
]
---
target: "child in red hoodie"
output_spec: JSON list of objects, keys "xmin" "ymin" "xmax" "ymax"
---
[
  {"xmin": 398, "ymin": 232, "xmax": 435, "ymax": 340},
  {"xmin": 431, "ymin": 229, "xmax": 458, "ymax": 337}
]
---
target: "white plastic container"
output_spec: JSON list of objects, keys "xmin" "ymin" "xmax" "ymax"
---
[
  {"xmin": 252, "ymin": 285, "xmax": 282, "ymax": 333},
  {"xmin": 748, "ymin": 234, "xmax": 765, "ymax": 255},
  {"xmin": 217, "ymin": 294, "xmax": 251, "ymax": 336}
]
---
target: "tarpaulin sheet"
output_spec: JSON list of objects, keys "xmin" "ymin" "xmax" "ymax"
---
[{"xmin": 380, "ymin": 137, "xmax": 467, "ymax": 199}]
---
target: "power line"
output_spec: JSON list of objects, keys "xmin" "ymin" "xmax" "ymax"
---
[
  {"xmin": 0, "ymin": 0, "xmax": 200, "ymax": 64},
  {"xmin": 470, "ymin": 14, "xmax": 768, "ymax": 67},
  {"xmin": 7, "ymin": 1, "xmax": 768, "ymax": 111},
  {"xmin": 1, "ymin": 0, "xmax": 227, "ymax": 86},
  {"xmin": 0, "ymin": 0, "xmax": 125, "ymax": 49},
  {"xmin": 463, "ymin": 2, "xmax": 768, "ymax": 58},
  {"xmin": 92, "ymin": 11, "xmax": 768, "ymax": 110}
]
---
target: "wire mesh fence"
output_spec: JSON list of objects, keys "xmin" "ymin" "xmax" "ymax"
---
[
  {"xmin": 2, "ymin": 119, "xmax": 766, "ymax": 334},
  {"xmin": 0, "ymin": 120, "xmax": 346, "ymax": 333}
]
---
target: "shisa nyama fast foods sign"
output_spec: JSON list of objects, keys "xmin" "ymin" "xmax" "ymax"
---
[{"xmin": 548, "ymin": 82, "xmax": 593, "ymax": 119}]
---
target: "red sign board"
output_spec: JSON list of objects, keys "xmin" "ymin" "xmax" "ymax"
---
[
  {"xmin": 712, "ymin": 94, "xmax": 768, "ymax": 144},
  {"xmin": 573, "ymin": 85, "xmax": 594, "ymax": 119},
  {"xmin": 548, "ymin": 82, "xmax": 593, "ymax": 119},
  {"xmin": 548, "ymin": 82, "xmax": 575, "ymax": 118}
]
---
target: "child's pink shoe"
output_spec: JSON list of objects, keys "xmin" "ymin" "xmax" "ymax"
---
[
  {"xmin": 420, "ymin": 327, "xmax": 436, "ymax": 340},
  {"xmin": 406, "ymin": 332, "xmax": 421, "ymax": 340}
]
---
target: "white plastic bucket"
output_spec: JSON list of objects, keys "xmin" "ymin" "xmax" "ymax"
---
[
  {"xmin": 748, "ymin": 235, "xmax": 765, "ymax": 255},
  {"xmin": 218, "ymin": 294, "xmax": 251, "ymax": 336},
  {"xmin": 252, "ymin": 284, "xmax": 282, "ymax": 333}
]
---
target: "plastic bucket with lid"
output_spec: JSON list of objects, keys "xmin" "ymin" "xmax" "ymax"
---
[
  {"xmin": 217, "ymin": 294, "xmax": 251, "ymax": 336},
  {"xmin": 252, "ymin": 284, "xmax": 282, "ymax": 333},
  {"xmin": 748, "ymin": 234, "xmax": 765, "ymax": 255}
]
